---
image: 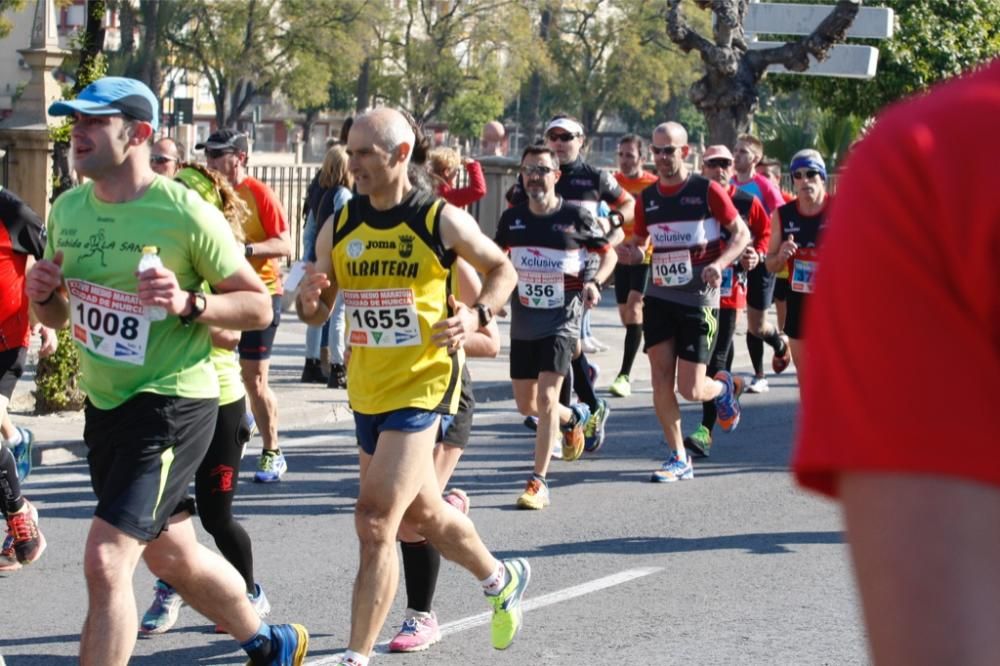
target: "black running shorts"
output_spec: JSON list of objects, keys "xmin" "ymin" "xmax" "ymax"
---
[
  {"xmin": 783, "ymin": 289, "xmax": 809, "ymax": 340},
  {"xmin": 84, "ymin": 393, "xmax": 217, "ymax": 541},
  {"xmin": 0, "ymin": 347, "xmax": 27, "ymax": 400},
  {"xmin": 509, "ymin": 335, "xmax": 575, "ymax": 379},
  {"xmin": 642, "ymin": 296, "xmax": 718, "ymax": 365},
  {"xmin": 746, "ymin": 263, "xmax": 776, "ymax": 311},
  {"xmin": 773, "ymin": 277, "xmax": 790, "ymax": 303},
  {"xmin": 238, "ymin": 295, "xmax": 282, "ymax": 361},
  {"xmin": 613, "ymin": 263, "xmax": 649, "ymax": 305}
]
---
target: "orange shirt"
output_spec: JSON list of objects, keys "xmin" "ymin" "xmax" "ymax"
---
[{"xmin": 237, "ymin": 176, "xmax": 288, "ymax": 295}]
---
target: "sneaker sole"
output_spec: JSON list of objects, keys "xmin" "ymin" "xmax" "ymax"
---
[
  {"xmin": 561, "ymin": 429, "xmax": 584, "ymax": 462},
  {"xmin": 584, "ymin": 401, "xmax": 610, "ymax": 453},
  {"xmin": 389, "ymin": 632, "xmax": 442, "ymax": 653},
  {"xmin": 650, "ymin": 468, "xmax": 695, "ymax": 483},
  {"xmin": 683, "ymin": 437, "xmax": 710, "ymax": 458},
  {"xmin": 493, "ymin": 559, "xmax": 531, "ymax": 650},
  {"xmin": 516, "ymin": 495, "xmax": 549, "ymax": 510}
]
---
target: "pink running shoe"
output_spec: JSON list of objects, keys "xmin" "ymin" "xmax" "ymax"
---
[
  {"xmin": 388, "ymin": 610, "xmax": 441, "ymax": 652},
  {"xmin": 443, "ymin": 488, "xmax": 470, "ymax": 515}
]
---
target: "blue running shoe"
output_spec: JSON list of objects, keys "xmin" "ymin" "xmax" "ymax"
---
[
  {"xmin": 254, "ymin": 451, "xmax": 287, "ymax": 483},
  {"xmin": 650, "ymin": 452, "xmax": 694, "ymax": 483},
  {"xmin": 244, "ymin": 623, "xmax": 309, "ymax": 665},
  {"xmin": 714, "ymin": 371, "xmax": 744, "ymax": 433},
  {"xmin": 140, "ymin": 579, "xmax": 183, "ymax": 635},
  {"xmin": 12, "ymin": 427, "xmax": 33, "ymax": 482}
]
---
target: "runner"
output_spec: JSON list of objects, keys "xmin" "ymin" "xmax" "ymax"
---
[
  {"xmin": 764, "ymin": 149, "xmax": 829, "ymax": 385},
  {"xmin": 427, "ymin": 146, "xmax": 487, "ymax": 208},
  {"xmin": 625, "ymin": 122, "xmax": 750, "ymax": 483},
  {"xmin": 297, "ymin": 107, "xmax": 527, "ymax": 666},
  {"xmin": 732, "ymin": 134, "xmax": 790, "ymax": 392},
  {"xmin": 0, "ymin": 187, "xmax": 50, "ymax": 573},
  {"xmin": 794, "ymin": 59, "xmax": 1000, "ymax": 665},
  {"xmin": 201, "ymin": 130, "xmax": 292, "ymax": 483},
  {"xmin": 684, "ymin": 146, "xmax": 770, "ymax": 458},
  {"xmin": 388, "ymin": 257, "xmax": 501, "ymax": 652},
  {"xmin": 33, "ymin": 76, "xmax": 308, "ymax": 665},
  {"xmin": 756, "ymin": 157, "xmax": 794, "ymax": 337},
  {"xmin": 150, "ymin": 137, "xmax": 182, "ymax": 177},
  {"xmin": 609, "ymin": 134, "xmax": 657, "ymax": 398},
  {"xmin": 495, "ymin": 145, "xmax": 615, "ymax": 509},
  {"xmin": 138, "ymin": 163, "xmax": 272, "ymax": 636}
]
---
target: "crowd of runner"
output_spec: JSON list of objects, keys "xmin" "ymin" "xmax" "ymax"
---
[{"xmin": 0, "ymin": 75, "xmax": 833, "ymax": 665}]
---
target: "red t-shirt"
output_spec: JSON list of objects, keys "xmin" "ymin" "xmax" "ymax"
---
[
  {"xmin": 437, "ymin": 160, "xmax": 487, "ymax": 208},
  {"xmin": 0, "ymin": 189, "xmax": 45, "ymax": 351},
  {"xmin": 237, "ymin": 176, "xmax": 289, "ymax": 295},
  {"xmin": 794, "ymin": 58, "xmax": 1000, "ymax": 497}
]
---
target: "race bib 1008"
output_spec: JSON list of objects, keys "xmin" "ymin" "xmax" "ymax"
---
[
  {"xmin": 651, "ymin": 249, "xmax": 693, "ymax": 287},
  {"xmin": 344, "ymin": 288, "xmax": 422, "ymax": 347},
  {"xmin": 67, "ymin": 279, "xmax": 150, "ymax": 365}
]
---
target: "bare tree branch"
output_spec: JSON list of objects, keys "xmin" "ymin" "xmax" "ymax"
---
[
  {"xmin": 747, "ymin": 0, "xmax": 861, "ymax": 74},
  {"xmin": 666, "ymin": 0, "xmax": 739, "ymax": 75}
]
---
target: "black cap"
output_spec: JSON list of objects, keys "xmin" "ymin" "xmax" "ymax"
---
[{"xmin": 195, "ymin": 129, "xmax": 249, "ymax": 153}]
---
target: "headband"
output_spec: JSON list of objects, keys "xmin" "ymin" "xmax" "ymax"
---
[{"xmin": 789, "ymin": 156, "xmax": 827, "ymax": 181}]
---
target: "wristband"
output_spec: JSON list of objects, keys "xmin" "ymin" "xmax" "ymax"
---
[{"xmin": 35, "ymin": 292, "xmax": 55, "ymax": 306}]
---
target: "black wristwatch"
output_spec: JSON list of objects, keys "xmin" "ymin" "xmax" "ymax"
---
[
  {"xmin": 607, "ymin": 210, "xmax": 625, "ymax": 229},
  {"xmin": 179, "ymin": 291, "xmax": 207, "ymax": 326},
  {"xmin": 245, "ymin": 244, "xmax": 254, "ymax": 258},
  {"xmin": 474, "ymin": 303, "xmax": 494, "ymax": 328}
]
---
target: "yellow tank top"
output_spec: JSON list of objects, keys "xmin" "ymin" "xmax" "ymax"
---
[{"xmin": 333, "ymin": 189, "xmax": 462, "ymax": 415}]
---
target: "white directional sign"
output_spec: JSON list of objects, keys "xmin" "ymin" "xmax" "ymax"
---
[
  {"xmin": 746, "ymin": 2, "xmax": 894, "ymax": 39},
  {"xmin": 750, "ymin": 41, "xmax": 880, "ymax": 79}
]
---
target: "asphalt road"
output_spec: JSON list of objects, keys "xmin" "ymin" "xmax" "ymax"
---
[{"xmin": 0, "ymin": 336, "xmax": 867, "ymax": 665}]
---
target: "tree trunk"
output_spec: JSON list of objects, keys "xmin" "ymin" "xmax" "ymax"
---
[
  {"xmin": 690, "ymin": 60, "xmax": 757, "ymax": 146},
  {"xmin": 522, "ymin": 7, "xmax": 552, "ymax": 144}
]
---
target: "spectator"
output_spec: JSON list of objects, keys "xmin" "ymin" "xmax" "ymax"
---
[{"xmin": 427, "ymin": 147, "xmax": 486, "ymax": 208}]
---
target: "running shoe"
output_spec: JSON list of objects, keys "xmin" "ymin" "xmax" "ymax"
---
[
  {"xmin": 714, "ymin": 371, "xmax": 744, "ymax": 433},
  {"xmin": 561, "ymin": 403, "xmax": 590, "ymax": 462},
  {"xmin": 522, "ymin": 415, "xmax": 538, "ymax": 432},
  {"xmin": 444, "ymin": 488, "xmax": 470, "ymax": 515},
  {"xmin": 772, "ymin": 335, "xmax": 792, "ymax": 374},
  {"xmin": 216, "ymin": 582, "xmax": 272, "ymax": 633},
  {"xmin": 388, "ymin": 610, "xmax": 441, "ymax": 652},
  {"xmin": 140, "ymin": 579, "xmax": 184, "ymax": 635},
  {"xmin": 608, "ymin": 373, "xmax": 631, "ymax": 398},
  {"xmin": 6, "ymin": 500, "xmax": 44, "ymax": 564},
  {"xmin": 745, "ymin": 376, "xmax": 770, "ymax": 394},
  {"xmin": 254, "ymin": 451, "xmax": 287, "ymax": 483},
  {"xmin": 585, "ymin": 336, "xmax": 610, "ymax": 352},
  {"xmin": 650, "ymin": 452, "xmax": 694, "ymax": 483},
  {"xmin": 581, "ymin": 338, "xmax": 600, "ymax": 354},
  {"xmin": 244, "ymin": 623, "xmax": 309, "ymax": 666},
  {"xmin": 516, "ymin": 478, "xmax": 550, "ymax": 510},
  {"xmin": 583, "ymin": 399, "xmax": 610, "ymax": 453},
  {"xmin": 12, "ymin": 427, "xmax": 33, "ymax": 482},
  {"xmin": 487, "ymin": 558, "xmax": 531, "ymax": 650},
  {"xmin": 683, "ymin": 425, "xmax": 713, "ymax": 458},
  {"xmin": 0, "ymin": 532, "xmax": 19, "ymax": 572}
]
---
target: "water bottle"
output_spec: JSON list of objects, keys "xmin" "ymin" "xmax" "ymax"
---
[{"xmin": 138, "ymin": 246, "xmax": 167, "ymax": 320}]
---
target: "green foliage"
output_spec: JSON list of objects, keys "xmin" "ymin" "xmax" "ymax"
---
[
  {"xmin": 756, "ymin": 92, "xmax": 863, "ymax": 170},
  {"xmin": 33, "ymin": 329, "xmax": 85, "ymax": 413},
  {"xmin": 0, "ymin": 0, "xmax": 26, "ymax": 39},
  {"xmin": 442, "ymin": 79, "xmax": 505, "ymax": 142},
  {"xmin": 774, "ymin": 0, "xmax": 1000, "ymax": 120}
]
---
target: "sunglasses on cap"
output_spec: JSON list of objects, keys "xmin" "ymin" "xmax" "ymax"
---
[
  {"xmin": 205, "ymin": 148, "xmax": 234, "ymax": 159},
  {"xmin": 545, "ymin": 132, "xmax": 577, "ymax": 143},
  {"xmin": 792, "ymin": 169, "xmax": 822, "ymax": 180},
  {"xmin": 649, "ymin": 145, "xmax": 679, "ymax": 156},
  {"xmin": 520, "ymin": 165, "xmax": 555, "ymax": 177},
  {"xmin": 705, "ymin": 158, "xmax": 732, "ymax": 168}
]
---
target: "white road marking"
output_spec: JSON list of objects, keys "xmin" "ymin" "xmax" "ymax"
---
[{"xmin": 306, "ymin": 566, "xmax": 662, "ymax": 664}]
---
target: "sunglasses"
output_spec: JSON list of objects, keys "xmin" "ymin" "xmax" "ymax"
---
[
  {"xmin": 546, "ymin": 132, "xmax": 577, "ymax": 143},
  {"xmin": 205, "ymin": 148, "xmax": 234, "ymax": 159},
  {"xmin": 792, "ymin": 169, "xmax": 822, "ymax": 180},
  {"xmin": 705, "ymin": 159, "xmax": 732, "ymax": 168},
  {"xmin": 649, "ymin": 145, "xmax": 679, "ymax": 156},
  {"xmin": 520, "ymin": 165, "xmax": 555, "ymax": 177},
  {"xmin": 150, "ymin": 155, "xmax": 177, "ymax": 165}
]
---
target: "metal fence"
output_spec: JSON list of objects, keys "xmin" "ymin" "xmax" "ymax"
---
[
  {"xmin": 248, "ymin": 163, "xmax": 319, "ymax": 261},
  {"xmin": 0, "ymin": 148, "xmax": 8, "ymax": 189}
]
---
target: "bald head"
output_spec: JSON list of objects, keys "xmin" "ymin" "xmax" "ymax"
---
[
  {"xmin": 480, "ymin": 120, "xmax": 506, "ymax": 156},
  {"xmin": 653, "ymin": 122, "xmax": 688, "ymax": 146},
  {"xmin": 354, "ymin": 108, "xmax": 415, "ymax": 160}
]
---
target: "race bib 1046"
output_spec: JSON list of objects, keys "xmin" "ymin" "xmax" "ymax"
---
[
  {"xmin": 67, "ymin": 279, "xmax": 150, "ymax": 365},
  {"xmin": 651, "ymin": 249, "xmax": 693, "ymax": 287},
  {"xmin": 344, "ymin": 288, "xmax": 422, "ymax": 347},
  {"xmin": 791, "ymin": 259, "xmax": 817, "ymax": 293}
]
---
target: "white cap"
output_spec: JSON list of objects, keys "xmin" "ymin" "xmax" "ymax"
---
[{"xmin": 545, "ymin": 118, "xmax": 584, "ymax": 136}]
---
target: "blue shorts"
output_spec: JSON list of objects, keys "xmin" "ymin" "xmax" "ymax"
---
[{"xmin": 354, "ymin": 408, "xmax": 441, "ymax": 455}]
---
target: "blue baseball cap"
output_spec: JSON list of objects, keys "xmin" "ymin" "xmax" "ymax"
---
[{"xmin": 48, "ymin": 77, "xmax": 159, "ymax": 130}]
